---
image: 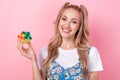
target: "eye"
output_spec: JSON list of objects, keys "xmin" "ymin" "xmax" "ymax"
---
[
  {"xmin": 61, "ymin": 17, "xmax": 66, "ymax": 21},
  {"xmin": 72, "ymin": 21, "xmax": 77, "ymax": 24}
]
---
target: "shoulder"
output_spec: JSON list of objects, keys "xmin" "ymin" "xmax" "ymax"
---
[
  {"xmin": 40, "ymin": 45, "xmax": 48, "ymax": 52},
  {"xmin": 37, "ymin": 45, "xmax": 48, "ymax": 69},
  {"xmin": 39, "ymin": 45, "xmax": 48, "ymax": 59},
  {"xmin": 88, "ymin": 45, "xmax": 104, "ymax": 72},
  {"xmin": 88, "ymin": 45, "xmax": 100, "ymax": 56},
  {"xmin": 88, "ymin": 45, "xmax": 101, "ymax": 62}
]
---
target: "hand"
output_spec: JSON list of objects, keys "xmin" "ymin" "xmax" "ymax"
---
[{"xmin": 17, "ymin": 39, "xmax": 37, "ymax": 62}]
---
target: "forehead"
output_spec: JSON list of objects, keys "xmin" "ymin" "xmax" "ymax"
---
[{"xmin": 62, "ymin": 8, "xmax": 81, "ymax": 20}]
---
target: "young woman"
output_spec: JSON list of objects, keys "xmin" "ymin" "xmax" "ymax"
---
[{"xmin": 17, "ymin": 2, "xmax": 103, "ymax": 80}]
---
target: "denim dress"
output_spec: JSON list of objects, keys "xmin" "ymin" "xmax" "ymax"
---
[{"xmin": 47, "ymin": 60, "xmax": 85, "ymax": 80}]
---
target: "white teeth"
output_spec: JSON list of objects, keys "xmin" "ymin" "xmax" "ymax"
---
[{"xmin": 62, "ymin": 28, "xmax": 71, "ymax": 33}]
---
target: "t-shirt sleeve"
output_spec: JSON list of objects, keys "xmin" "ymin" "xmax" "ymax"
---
[
  {"xmin": 88, "ymin": 46, "xmax": 104, "ymax": 72},
  {"xmin": 37, "ymin": 48, "xmax": 43, "ymax": 70},
  {"xmin": 37, "ymin": 45, "xmax": 48, "ymax": 70}
]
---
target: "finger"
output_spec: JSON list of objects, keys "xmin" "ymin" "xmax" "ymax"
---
[
  {"xmin": 17, "ymin": 39, "xmax": 20, "ymax": 46},
  {"xmin": 17, "ymin": 38, "xmax": 23, "ymax": 46},
  {"xmin": 21, "ymin": 42, "xmax": 31, "ymax": 51},
  {"xmin": 28, "ymin": 42, "xmax": 34, "ymax": 49},
  {"xmin": 17, "ymin": 38, "xmax": 27, "ymax": 56},
  {"xmin": 17, "ymin": 40, "xmax": 25, "ymax": 53},
  {"xmin": 17, "ymin": 40, "xmax": 22, "ymax": 48},
  {"xmin": 17, "ymin": 37, "xmax": 23, "ymax": 43}
]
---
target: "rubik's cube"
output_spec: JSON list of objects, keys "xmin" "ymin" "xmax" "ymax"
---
[{"xmin": 18, "ymin": 31, "xmax": 32, "ymax": 43}]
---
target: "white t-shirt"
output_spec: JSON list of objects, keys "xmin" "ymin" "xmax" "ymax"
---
[{"xmin": 38, "ymin": 45, "xmax": 103, "ymax": 72}]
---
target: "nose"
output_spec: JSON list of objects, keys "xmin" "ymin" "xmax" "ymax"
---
[{"xmin": 65, "ymin": 21, "xmax": 70, "ymax": 28}]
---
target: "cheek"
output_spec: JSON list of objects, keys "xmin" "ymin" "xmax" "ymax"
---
[
  {"xmin": 58, "ymin": 22, "xmax": 61, "ymax": 28},
  {"xmin": 59, "ymin": 19, "xmax": 67, "ymax": 26},
  {"xmin": 58, "ymin": 22, "xmax": 64, "ymax": 30},
  {"xmin": 71, "ymin": 24, "xmax": 79, "ymax": 30},
  {"xmin": 59, "ymin": 21, "xmax": 64, "ymax": 27},
  {"xmin": 75, "ymin": 23, "xmax": 80, "ymax": 30},
  {"xmin": 58, "ymin": 24, "xmax": 62, "ymax": 32},
  {"xmin": 58, "ymin": 21, "xmax": 62, "ymax": 28}
]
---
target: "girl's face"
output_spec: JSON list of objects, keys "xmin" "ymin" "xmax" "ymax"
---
[{"xmin": 58, "ymin": 8, "xmax": 81, "ymax": 39}]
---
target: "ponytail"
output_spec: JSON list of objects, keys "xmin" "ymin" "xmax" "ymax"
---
[
  {"xmin": 80, "ymin": 5, "xmax": 89, "ymax": 37},
  {"xmin": 79, "ymin": 5, "xmax": 90, "ymax": 79}
]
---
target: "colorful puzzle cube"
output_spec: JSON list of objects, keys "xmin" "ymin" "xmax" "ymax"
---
[{"xmin": 18, "ymin": 31, "xmax": 32, "ymax": 43}]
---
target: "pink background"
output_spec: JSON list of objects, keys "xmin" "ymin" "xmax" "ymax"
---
[{"xmin": 0, "ymin": 0, "xmax": 120, "ymax": 80}]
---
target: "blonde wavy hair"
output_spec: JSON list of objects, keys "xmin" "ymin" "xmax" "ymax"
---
[{"xmin": 41, "ymin": 2, "xmax": 90, "ymax": 79}]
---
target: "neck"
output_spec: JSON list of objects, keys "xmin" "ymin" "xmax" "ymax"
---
[{"xmin": 60, "ymin": 38, "xmax": 75, "ymax": 50}]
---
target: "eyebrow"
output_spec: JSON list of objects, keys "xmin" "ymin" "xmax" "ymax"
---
[{"xmin": 62, "ymin": 15, "xmax": 78, "ymax": 20}]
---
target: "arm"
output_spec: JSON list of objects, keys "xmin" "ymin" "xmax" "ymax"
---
[
  {"xmin": 32, "ymin": 61, "xmax": 42, "ymax": 80},
  {"xmin": 88, "ymin": 72, "xmax": 99, "ymax": 80},
  {"xmin": 17, "ymin": 40, "xmax": 42, "ymax": 80},
  {"xmin": 88, "ymin": 46, "xmax": 103, "ymax": 80}
]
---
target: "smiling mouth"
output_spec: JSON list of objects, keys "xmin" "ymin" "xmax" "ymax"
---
[{"xmin": 62, "ymin": 28, "xmax": 72, "ymax": 33}]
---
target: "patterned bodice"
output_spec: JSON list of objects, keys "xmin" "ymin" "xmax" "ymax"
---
[{"xmin": 47, "ymin": 60, "xmax": 85, "ymax": 80}]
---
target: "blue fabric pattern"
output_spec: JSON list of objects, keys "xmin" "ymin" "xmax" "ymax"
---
[{"xmin": 47, "ymin": 60, "xmax": 85, "ymax": 80}]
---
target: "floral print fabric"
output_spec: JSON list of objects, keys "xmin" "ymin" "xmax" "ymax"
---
[{"xmin": 47, "ymin": 60, "xmax": 85, "ymax": 80}]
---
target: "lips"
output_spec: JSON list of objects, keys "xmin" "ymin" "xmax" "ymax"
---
[{"xmin": 62, "ymin": 27, "xmax": 72, "ymax": 33}]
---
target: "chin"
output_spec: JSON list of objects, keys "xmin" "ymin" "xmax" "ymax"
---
[{"xmin": 61, "ymin": 34, "xmax": 73, "ymax": 39}]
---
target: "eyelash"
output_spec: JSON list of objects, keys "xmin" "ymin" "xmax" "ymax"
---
[
  {"xmin": 72, "ymin": 21, "xmax": 77, "ymax": 24},
  {"xmin": 61, "ymin": 17, "xmax": 77, "ymax": 24},
  {"xmin": 61, "ymin": 17, "xmax": 66, "ymax": 21}
]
